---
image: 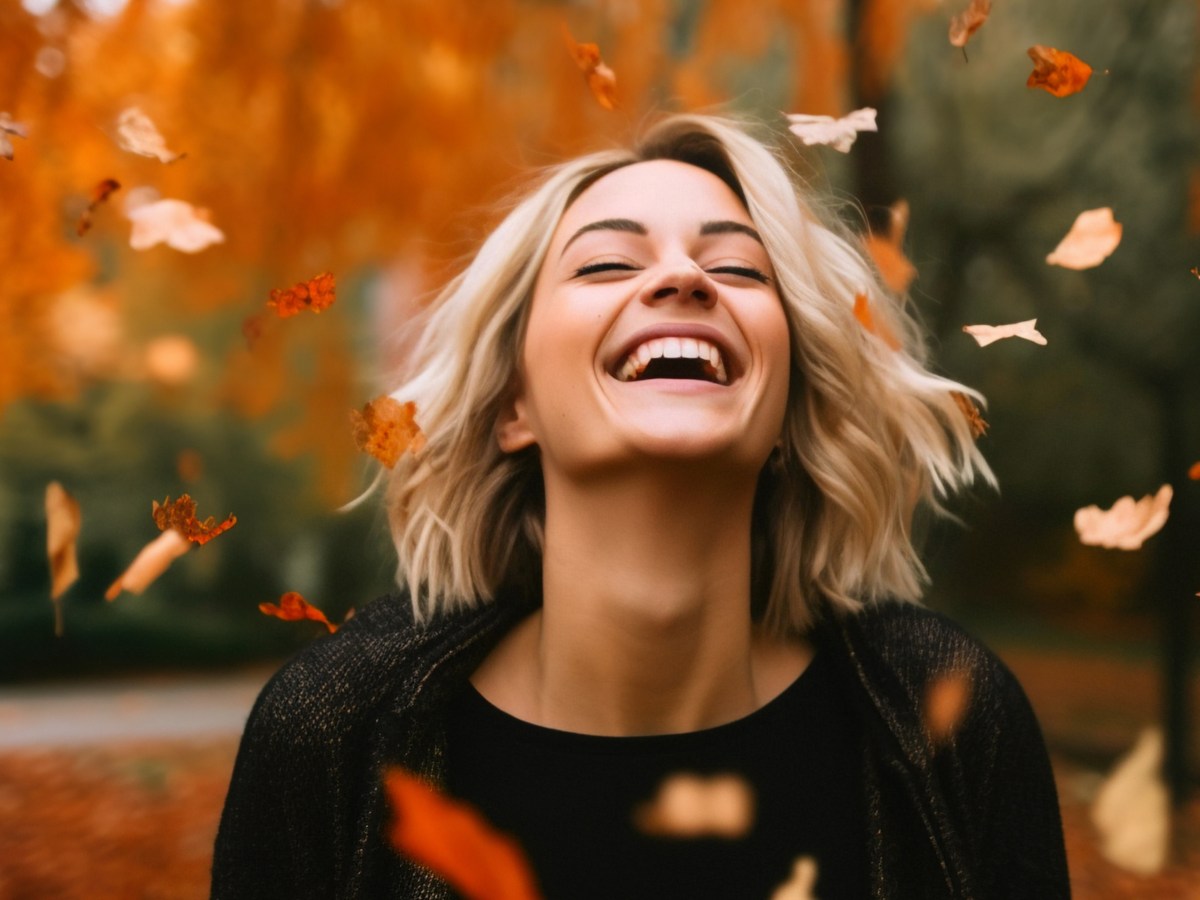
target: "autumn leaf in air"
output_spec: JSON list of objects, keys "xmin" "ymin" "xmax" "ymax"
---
[
  {"xmin": 863, "ymin": 199, "xmax": 916, "ymax": 293},
  {"xmin": 563, "ymin": 24, "xmax": 618, "ymax": 110},
  {"xmin": 853, "ymin": 294, "xmax": 901, "ymax": 351},
  {"xmin": 950, "ymin": 391, "xmax": 988, "ymax": 439},
  {"xmin": 769, "ymin": 856, "xmax": 819, "ymax": 900},
  {"xmin": 1046, "ymin": 207, "xmax": 1122, "ymax": 269},
  {"xmin": 962, "ymin": 319, "xmax": 1047, "ymax": 347},
  {"xmin": 77, "ymin": 178, "xmax": 121, "ymax": 236},
  {"xmin": 1074, "ymin": 484, "xmax": 1172, "ymax": 550},
  {"xmin": 923, "ymin": 669, "xmax": 972, "ymax": 745},
  {"xmin": 786, "ymin": 108, "xmax": 877, "ymax": 153},
  {"xmin": 633, "ymin": 772, "xmax": 755, "ymax": 839},
  {"xmin": 267, "ymin": 272, "xmax": 336, "ymax": 318},
  {"xmin": 152, "ymin": 494, "xmax": 237, "ymax": 545},
  {"xmin": 115, "ymin": 107, "xmax": 185, "ymax": 163},
  {"xmin": 258, "ymin": 591, "xmax": 338, "ymax": 634},
  {"xmin": 1026, "ymin": 46, "xmax": 1093, "ymax": 98},
  {"xmin": 351, "ymin": 396, "xmax": 426, "ymax": 467},
  {"xmin": 0, "ymin": 112, "xmax": 28, "ymax": 161},
  {"xmin": 126, "ymin": 198, "xmax": 225, "ymax": 253},
  {"xmin": 45, "ymin": 482, "xmax": 81, "ymax": 636},
  {"xmin": 1091, "ymin": 728, "xmax": 1169, "ymax": 875},
  {"xmin": 385, "ymin": 768, "xmax": 543, "ymax": 900},
  {"xmin": 106, "ymin": 529, "xmax": 192, "ymax": 601},
  {"xmin": 1188, "ymin": 461, "xmax": 1200, "ymax": 480},
  {"xmin": 948, "ymin": 0, "xmax": 991, "ymax": 50}
]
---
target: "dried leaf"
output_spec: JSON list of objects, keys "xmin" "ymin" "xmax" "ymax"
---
[
  {"xmin": 258, "ymin": 591, "xmax": 338, "ymax": 634},
  {"xmin": 1046, "ymin": 207, "xmax": 1122, "ymax": 269},
  {"xmin": 105, "ymin": 529, "xmax": 191, "ymax": 601},
  {"xmin": 351, "ymin": 396, "xmax": 425, "ymax": 467},
  {"xmin": 1074, "ymin": 485, "xmax": 1172, "ymax": 551},
  {"xmin": 962, "ymin": 319, "xmax": 1047, "ymax": 347},
  {"xmin": 769, "ymin": 856, "xmax": 819, "ymax": 900},
  {"xmin": 267, "ymin": 272, "xmax": 336, "ymax": 318},
  {"xmin": 853, "ymin": 293, "xmax": 901, "ymax": 351},
  {"xmin": 115, "ymin": 107, "xmax": 185, "ymax": 163},
  {"xmin": 76, "ymin": 178, "xmax": 121, "ymax": 236},
  {"xmin": 948, "ymin": 0, "xmax": 991, "ymax": 49},
  {"xmin": 1091, "ymin": 728, "xmax": 1170, "ymax": 875},
  {"xmin": 924, "ymin": 669, "xmax": 972, "ymax": 745},
  {"xmin": 385, "ymin": 768, "xmax": 543, "ymax": 900},
  {"xmin": 126, "ymin": 198, "xmax": 225, "ymax": 253},
  {"xmin": 1026, "ymin": 45, "xmax": 1093, "ymax": 98},
  {"xmin": 151, "ymin": 494, "xmax": 237, "ymax": 546},
  {"xmin": 786, "ymin": 108, "xmax": 877, "ymax": 153},
  {"xmin": 563, "ymin": 24, "xmax": 617, "ymax": 110},
  {"xmin": 1, "ymin": 111, "xmax": 29, "ymax": 161},
  {"xmin": 45, "ymin": 482, "xmax": 81, "ymax": 636},
  {"xmin": 864, "ymin": 199, "xmax": 916, "ymax": 293},
  {"xmin": 950, "ymin": 391, "xmax": 989, "ymax": 439},
  {"xmin": 633, "ymin": 772, "xmax": 755, "ymax": 839}
]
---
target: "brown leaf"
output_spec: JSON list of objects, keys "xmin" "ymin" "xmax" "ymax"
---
[
  {"xmin": 151, "ymin": 495, "xmax": 237, "ymax": 546},
  {"xmin": 45, "ymin": 482, "xmax": 81, "ymax": 636},
  {"xmin": 948, "ymin": 0, "xmax": 991, "ymax": 49},
  {"xmin": 1026, "ymin": 45, "xmax": 1093, "ymax": 98},
  {"xmin": 258, "ymin": 591, "xmax": 338, "ymax": 634},
  {"xmin": 76, "ymin": 178, "xmax": 121, "ymax": 237},
  {"xmin": 351, "ymin": 396, "xmax": 426, "ymax": 468},
  {"xmin": 950, "ymin": 391, "xmax": 988, "ymax": 439},
  {"xmin": 563, "ymin": 24, "xmax": 618, "ymax": 110},
  {"xmin": 105, "ymin": 529, "xmax": 192, "ymax": 601},
  {"xmin": 385, "ymin": 768, "xmax": 543, "ymax": 900}
]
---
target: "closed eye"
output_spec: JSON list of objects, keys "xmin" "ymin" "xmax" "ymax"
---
[
  {"xmin": 707, "ymin": 266, "xmax": 771, "ymax": 285},
  {"xmin": 573, "ymin": 261, "xmax": 640, "ymax": 278}
]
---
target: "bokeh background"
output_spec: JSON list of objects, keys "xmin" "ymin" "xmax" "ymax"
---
[{"xmin": 1, "ymin": 0, "xmax": 1198, "ymax": 897}]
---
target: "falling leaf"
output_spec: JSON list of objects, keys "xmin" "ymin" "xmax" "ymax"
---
[
  {"xmin": 1091, "ymin": 728, "xmax": 1170, "ymax": 875},
  {"xmin": 1046, "ymin": 207, "xmax": 1122, "ymax": 269},
  {"xmin": 1026, "ymin": 45, "xmax": 1093, "ymax": 98},
  {"xmin": 76, "ymin": 178, "xmax": 120, "ymax": 236},
  {"xmin": 114, "ymin": 107, "xmax": 185, "ymax": 163},
  {"xmin": 0, "ymin": 111, "xmax": 29, "ymax": 161},
  {"xmin": 126, "ymin": 198, "xmax": 225, "ymax": 253},
  {"xmin": 384, "ymin": 768, "xmax": 543, "ymax": 900},
  {"xmin": 151, "ymin": 494, "xmax": 237, "ymax": 546},
  {"xmin": 1191, "ymin": 267, "xmax": 1199, "ymax": 279},
  {"xmin": 786, "ymin": 108, "xmax": 877, "ymax": 153},
  {"xmin": 863, "ymin": 198, "xmax": 916, "ymax": 293},
  {"xmin": 948, "ymin": 0, "xmax": 991, "ymax": 49},
  {"xmin": 258, "ymin": 591, "xmax": 338, "ymax": 634},
  {"xmin": 633, "ymin": 772, "xmax": 755, "ymax": 839},
  {"xmin": 853, "ymin": 293, "xmax": 901, "ymax": 350},
  {"xmin": 105, "ymin": 529, "xmax": 192, "ymax": 601},
  {"xmin": 769, "ymin": 856, "xmax": 819, "ymax": 900},
  {"xmin": 1188, "ymin": 461, "xmax": 1200, "ymax": 480},
  {"xmin": 1074, "ymin": 485, "xmax": 1172, "ymax": 551},
  {"xmin": 267, "ymin": 272, "xmax": 336, "ymax": 318},
  {"xmin": 962, "ymin": 319, "xmax": 1047, "ymax": 347},
  {"xmin": 924, "ymin": 669, "xmax": 972, "ymax": 745},
  {"xmin": 950, "ymin": 391, "xmax": 989, "ymax": 439},
  {"xmin": 143, "ymin": 334, "xmax": 199, "ymax": 385},
  {"xmin": 45, "ymin": 482, "xmax": 81, "ymax": 637},
  {"xmin": 351, "ymin": 396, "xmax": 425, "ymax": 467},
  {"xmin": 563, "ymin": 24, "xmax": 617, "ymax": 110}
]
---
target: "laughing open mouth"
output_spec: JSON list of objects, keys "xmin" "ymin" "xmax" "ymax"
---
[{"xmin": 614, "ymin": 336, "xmax": 730, "ymax": 385}]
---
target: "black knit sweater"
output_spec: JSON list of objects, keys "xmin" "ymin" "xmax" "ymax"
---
[{"xmin": 211, "ymin": 594, "xmax": 1070, "ymax": 899}]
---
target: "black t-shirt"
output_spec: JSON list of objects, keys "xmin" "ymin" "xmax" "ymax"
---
[{"xmin": 444, "ymin": 650, "xmax": 869, "ymax": 899}]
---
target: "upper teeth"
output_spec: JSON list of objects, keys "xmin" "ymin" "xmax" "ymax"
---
[{"xmin": 615, "ymin": 336, "xmax": 729, "ymax": 384}]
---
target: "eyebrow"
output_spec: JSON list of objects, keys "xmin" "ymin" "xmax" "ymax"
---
[{"xmin": 560, "ymin": 217, "xmax": 763, "ymax": 257}]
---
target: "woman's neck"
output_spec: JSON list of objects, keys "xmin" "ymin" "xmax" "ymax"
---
[{"xmin": 471, "ymin": 464, "xmax": 810, "ymax": 736}]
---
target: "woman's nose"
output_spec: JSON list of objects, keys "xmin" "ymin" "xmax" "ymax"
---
[{"xmin": 642, "ymin": 262, "xmax": 717, "ymax": 307}]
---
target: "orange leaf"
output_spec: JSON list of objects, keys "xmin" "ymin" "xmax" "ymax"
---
[
  {"xmin": 853, "ymin": 294, "xmax": 901, "ymax": 351},
  {"xmin": 151, "ymin": 494, "xmax": 237, "ymax": 546},
  {"xmin": 1026, "ymin": 45, "xmax": 1093, "ymax": 98},
  {"xmin": 1046, "ymin": 207, "xmax": 1122, "ymax": 270},
  {"xmin": 924, "ymin": 669, "xmax": 973, "ymax": 745},
  {"xmin": 1189, "ymin": 461, "xmax": 1200, "ymax": 480},
  {"xmin": 106, "ymin": 529, "xmax": 192, "ymax": 601},
  {"xmin": 258, "ymin": 591, "xmax": 337, "ymax": 634},
  {"xmin": 351, "ymin": 396, "xmax": 426, "ymax": 468},
  {"xmin": 863, "ymin": 199, "xmax": 916, "ymax": 293},
  {"xmin": 267, "ymin": 272, "xmax": 337, "ymax": 318},
  {"xmin": 563, "ymin": 24, "xmax": 618, "ymax": 110},
  {"xmin": 634, "ymin": 772, "xmax": 755, "ymax": 839},
  {"xmin": 77, "ymin": 178, "xmax": 121, "ymax": 237},
  {"xmin": 384, "ymin": 768, "xmax": 543, "ymax": 900},
  {"xmin": 950, "ymin": 391, "xmax": 988, "ymax": 439},
  {"xmin": 45, "ymin": 482, "xmax": 81, "ymax": 636},
  {"xmin": 948, "ymin": 0, "xmax": 990, "ymax": 49}
]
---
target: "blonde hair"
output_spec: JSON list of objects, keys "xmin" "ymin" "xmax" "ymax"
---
[{"xmin": 385, "ymin": 113, "xmax": 993, "ymax": 635}]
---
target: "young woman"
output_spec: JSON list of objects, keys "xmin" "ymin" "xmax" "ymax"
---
[{"xmin": 212, "ymin": 114, "xmax": 1070, "ymax": 899}]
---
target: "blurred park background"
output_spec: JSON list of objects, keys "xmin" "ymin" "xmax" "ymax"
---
[{"xmin": 1, "ymin": 0, "xmax": 1198, "ymax": 896}]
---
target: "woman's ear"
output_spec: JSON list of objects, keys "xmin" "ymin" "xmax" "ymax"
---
[{"xmin": 495, "ymin": 381, "xmax": 537, "ymax": 453}]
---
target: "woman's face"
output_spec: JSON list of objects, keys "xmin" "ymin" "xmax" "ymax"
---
[{"xmin": 497, "ymin": 159, "xmax": 791, "ymax": 480}]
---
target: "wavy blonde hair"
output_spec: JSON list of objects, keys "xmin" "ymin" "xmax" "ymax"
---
[{"xmin": 385, "ymin": 113, "xmax": 993, "ymax": 635}]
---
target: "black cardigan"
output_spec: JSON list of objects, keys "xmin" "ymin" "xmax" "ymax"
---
[{"xmin": 211, "ymin": 594, "xmax": 1070, "ymax": 899}]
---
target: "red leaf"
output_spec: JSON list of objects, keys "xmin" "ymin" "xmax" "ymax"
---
[
  {"xmin": 258, "ymin": 591, "xmax": 337, "ymax": 634},
  {"xmin": 267, "ymin": 272, "xmax": 336, "ymax": 318},
  {"xmin": 151, "ymin": 494, "xmax": 237, "ymax": 546}
]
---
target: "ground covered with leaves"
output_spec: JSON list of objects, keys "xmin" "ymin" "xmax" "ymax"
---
[{"xmin": 0, "ymin": 739, "xmax": 1195, "ymax": 899}]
